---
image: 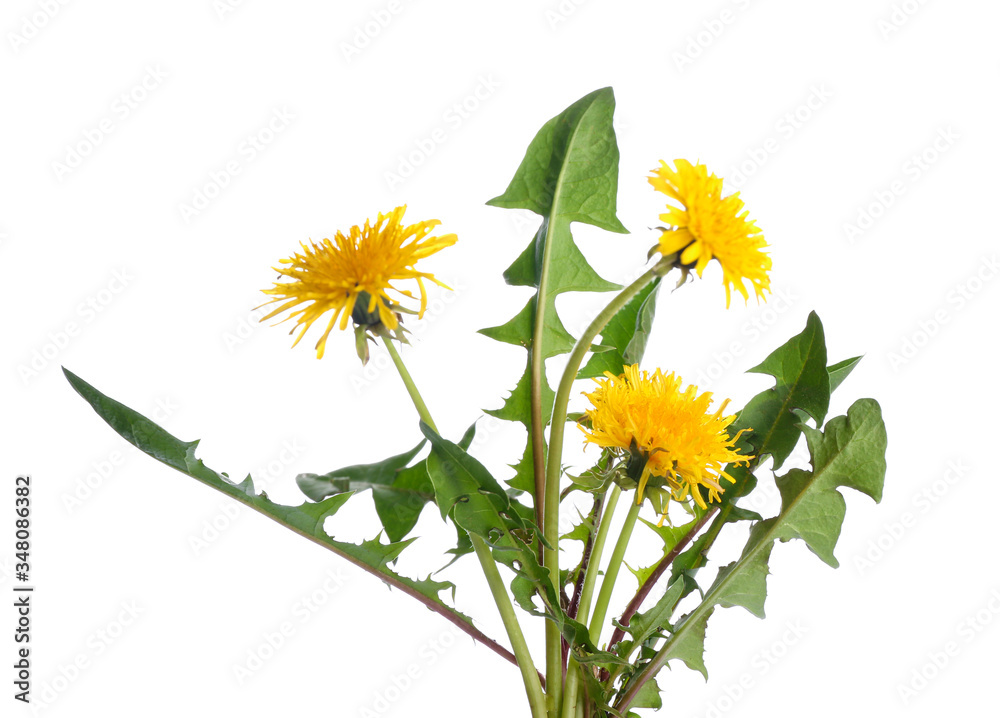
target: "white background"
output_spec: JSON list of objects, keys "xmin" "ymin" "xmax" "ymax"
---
[{"xmin": 2, "ymin": 1, "xmax": 998, "ymax": 717}]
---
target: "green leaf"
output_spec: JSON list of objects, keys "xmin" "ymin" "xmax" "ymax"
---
[
  {"xmin": 64, "ymin": 368, "xmax": 470, "ymax": 624},
  {"xmin": 665, "ymin": 608, "xmax": 712, "ymax": 679},
  {"xmin": 579, "ymin": 278, "xmax": 661, "ymax": 379},
  {"xmin": 764, "ymin": 399, "xmax": 887, "ymax": 566},
  {"xmin": 294, "ymin": 424, "xmax": 480, "ymax": 546},
  {"xmin": 419, "ymin": 422, "xmax": 628, "ymax": 668},
  {"xmin": 483, "ymin": 356, "xmax": 555, "ymax": 494},
  {"xmin": 615, "ymin": 577, "xmax": 685, "ymax": 659},
  {"xmin": 828, "ymin": 355, "xmax": 863, "ymax": 393},
  {"xmin": 738, "ymin": 310, "xmax": 831, "ymax": 472},
  {"xmin": 479, "ymin": 295, "xmax": 577, "ymax": 359},
  {"xmin": 632, "ymin": 399, "xmax": 887, "ymax": 687},
  {"xmin": 505, "ymin": 441, "xmax": 538, "ymax": 495},
  {"xmin": 487, "ymin": 87, "xmax": 628, "ymax": 234},
  {"xmin": 483, "ymin": 88, "xmax": 629, "ymax": 496},
  {"xmin": 627, "ymin": 676, "xmax": 663, "ymax": 711},
  {"xmin": 626, "ymin": 516, "xmax": 699, "ymax": 587},
  {"xmin": 670, "ymin": 314, "xmax": 840, "ymax": 587},
  {"xmin": 296, "ymin": 441, "xmax": 429, "ymax": 543},
  {"xmin": 484, "ymin": 356, "xmax": 555, "ymax": 425},
  {"xmin": 419, "ymin": 423, "xmax": 555, "ymax": 606},
  {"xmin": 421, "ymin": 422, "xmax": 525, "ymax": 535}
]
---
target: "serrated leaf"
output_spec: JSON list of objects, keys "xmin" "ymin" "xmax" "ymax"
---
[
  {"xmin": 828, "ymin": 355, "xmax": 863, "ymax": 393},
  {"xmin": 484, "ymin": 356, "xmax": 555, "ymax": 425},
  {"xmin": 479, "ymin": 296, "xmax": 577, "ymax": 358},
  {"xmin": 579, "ymin": 279, "xmax": 661, "ymax": 380},
  {"xmin": 421, "ymin": 422, "xmax": 522, "ymax": 532},
  {"xmin": 293, "ymin": 423, "xmax": 479, "ymax": 546},
  {"xmin": 764, "ymin": 399, "xmax": 887, "ymax": 566},
  {"xmin": 622, "ymin": 399, "xmax": 887, "ymax": 701},
  {"xmin": 64, "ymin": 368, "xmax": 470, "ymax": 625},
  {"xmin": 419, "ymin": 423, "xmax": 552, "ymax": 601},
  {"xmin": 671, "ymin": 315, "xmax": 840, "ymax": 586},
  {"xmin": 626, "ymin": 517, "xmax": 698, "ymax": 588},
  {"xmin": 505, "ymin": 440, "xmax": 538, "ymax": 494},
  {"xmin": 616, "ymin": 577, "xmax": 685, "ymax": 659},
  {"xmin": 484, "ymin": 357, "xmax": 555, "ymax": 495},
  {"xmin": 488, "ymin": 87, "xmax": 628, "ymax": 234},
  {"xmin": 483, "ymin": 89, "xmax": 629, "ymax": 498},
  {"xmin": 740, "ymin": 311, "xmax": 830, "ymax": 471},
  {"xmin": 419, "ymin": 422, "xmax": 629, "ymax": 669},
  {"xmin": 627, "ymin": 677, "xmax": 663, "ymax": 710},
  {"xmin": 666, "ymin": 608, "xmax": 712, "ymax": 679},
  {"xmin": 562, "ymin": 515, "xmax": 596, "ymax": 544},
  {"xmin": 295, "ymin": 441, "xmax": 428, "ymax": 543}
]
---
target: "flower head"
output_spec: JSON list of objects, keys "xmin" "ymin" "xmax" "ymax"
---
[
  {"xmin": 580, "ymin": 365, "xmax": 751, "ymax": 510},
  {"xmin": 260, "ymin": 206, "xmax": 456, "ymax": 358},
  {"xmin": 649, "ymin": 160, "xmax": 771, "ymax": 308}
]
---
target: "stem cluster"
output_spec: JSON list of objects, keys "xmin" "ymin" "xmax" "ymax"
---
[{"xmin": 381, "ymin": 260, "xmax": 707, "ymax": 717}]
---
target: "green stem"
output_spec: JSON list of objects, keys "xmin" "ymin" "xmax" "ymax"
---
[
  {"xmin": 380, "ymin": 330, "xmax": 546, "ymax": 718},
  {"xmin": 588, "ymin": 498, "xmax": 641, "ymax": 646},
  {"xmin": 543, "ymin": 258, "xmax": 667, "ymax": 575},
  {"xmin": 542, "ymin": 258, "xmax": 669, "ymax": 717},
  {"xmin": 561, "ymin": 485, "xmax": 621, "ymax": 718},
  {"xmin": 471, "ymin": 534, "xmax": 548, "ymax": 718},
  {"xmin": 533, "ymin": 222, "xmax": 562, "ymax": 717},
  {"xmin": 381, "ymin": 332, "xmax": 437, "ymax": 431},
  {"xmin": 543, "ymin": 262, "xmax": 668, "ymax": 596},
  {"xmin": 573, "ymin": 485, "xmax": 621, "ymax": 631}
]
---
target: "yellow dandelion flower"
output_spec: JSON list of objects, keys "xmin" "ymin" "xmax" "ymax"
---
[
  {"xmin": 580, "ymin": 364, "xmax": 751, "ymax": 510},
  {"xmin": 260, "ymin": 205, "xmax": 456, "ymax": 359},
  {"xmin": 649, "ymin": 159, "xmax": 771, "ymax": 308}
]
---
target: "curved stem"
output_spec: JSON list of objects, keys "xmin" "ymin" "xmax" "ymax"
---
[
  {"xmin": 587, "ymin": 498, "xmax": 641, "ymax": 645},
  {"xmin": 472, "ymin": 533, "xmax": 548, "ymax": 718},
  {"xmin": 542, "ymin": 259, "xmax": 668, "ymax": 717},
  {"xmin": 561, "ymin": 485, "xmax": 621, "ymax": 718},
  {"xmin": 543, "ymin": 258, "xmax": 668, "ymax": 577},
  {"xmin": 380, "ymin": 329, "xmax": 546, "ymax": 716}
]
